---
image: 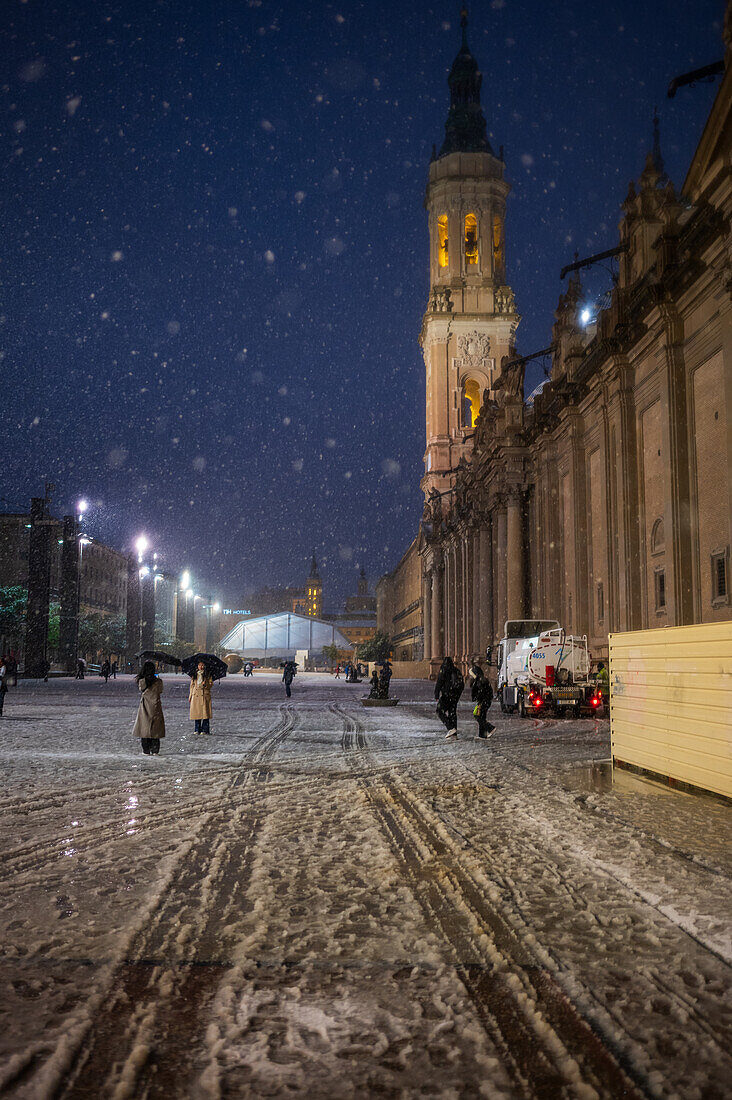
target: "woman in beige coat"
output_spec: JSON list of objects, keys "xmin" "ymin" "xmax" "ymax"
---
[
  {"xmin": 189, "ymin": 661, "xmax": 213, "ymax": 734},
  {"xmin": 133, "ymin": 661, "xmax": 165, "ymax": 754}
]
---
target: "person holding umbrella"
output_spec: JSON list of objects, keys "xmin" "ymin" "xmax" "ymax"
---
[{"xmin": 189, "ymin": 659, "xmax": 214, "ymax": 734}]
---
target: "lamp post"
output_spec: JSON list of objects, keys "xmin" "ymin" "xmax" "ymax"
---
[{"xmin": 136, "ymin": 537, "xmax": 155, "ymax": 652}]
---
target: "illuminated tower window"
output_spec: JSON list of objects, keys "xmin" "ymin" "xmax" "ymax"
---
[
  {"xmin": 462, "ymin": 379, "xmax": 481, "ymax": 427},
  {"xmin": 464, "ymin": 213, "xmax": 478, "ymax": 266},
  {"xmin": 493, "ymin": 216, "xmax": 505, "ymax": 279},
  {"xmin": 437, "ymin": 215, "xmax": 449, "ymax": 268}
]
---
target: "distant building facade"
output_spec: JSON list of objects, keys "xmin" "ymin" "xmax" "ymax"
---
[
  {"xmin": 325, "ymin": 568, "xmax": 377, "ymax": 648},
  {"xmin": 0, "ymin": 512, "xmax": 127, "ymax": 617},
  {"xmin": 249, "ymin": 555, "xmax": 324, "ymax": 620},
  {"xmin": 379, "ymin": 6, "xmax": 732, "ymax": 670}
]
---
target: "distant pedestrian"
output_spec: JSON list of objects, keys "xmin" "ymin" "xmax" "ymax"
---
[
  {"xmin": 76, "ymin": 657, "xmax": 86, "ymax": 680},
  {"xmin": 282, "ymin": 660, "xmax": 296, "ymax": 698},
  {"xmin": 369, "ymin": 668, "xmax": 379, "ymax": 697},
  {"xmin": 334, "ymin": 664, "xmax": 341, "ymax": 679},
  {"xmin": 101, "ymin": 659, "xmax": 111, "ymax": 683},
  {"xmin": 0, "ymin": 658, "xmax": 8, "ymax": 717},
  {"xmin": 133, "ymin": 661, "xmax": 165, "ymax": 755},
  {"xmin": 596, "ymin": 661, "xmax": 609, "ymax": 693},
  {"xmin": 111, "ymin": 660, "xmax": 118, "ymax": 679},
  {"xmin": 468, "ymin": 661, "xmax": 495, "ymax": 740},
  {"xmin": 379, "ymin": 660, "xmax": 393, "ymax": 699},
  {"xmin": 435, "ymin": 656, "xmax": 464, "ymax": 740},
  {"xmin": 189, "ymin": 661, "xmax": 213, "ymax": 734}
]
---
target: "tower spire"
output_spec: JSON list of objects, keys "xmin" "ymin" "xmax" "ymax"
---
[
  {"xmin": 652, "ymin": 107, "xmax": 666, "ymax": 180},
  {"xmin": 439, "ymin": 7, "xmax": 492, "ymax": 157}
]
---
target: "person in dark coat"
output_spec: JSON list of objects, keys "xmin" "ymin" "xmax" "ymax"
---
[
  {"xmin": 378, "ymin": 660, "xmax": 393, "ymax": 699},
  {"xmin": 0, "ymin": 658, "xmax": 8, "ymax": 717},
  {"xmin": 468, "ymin": 661, "xmax": 495, "ymax": 740},
  {"xmin": 133, "ymin": 661, "xmax": 165, "ymax": 755},
  {"xmin": 101, "ymin": 659, "xmax": 111, "ymax": 683},
  {"xmin": 435, "ymin": 657, "xmax": 464, "ymax": 740},
  {"xmin": 282, "ymin": 660, "xmax": 296, "ymax": 698}
]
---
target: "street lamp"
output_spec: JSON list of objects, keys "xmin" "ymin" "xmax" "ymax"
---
[{"xmin": 136, "ymin": 535, "xmax": 149, "ymax": 563}]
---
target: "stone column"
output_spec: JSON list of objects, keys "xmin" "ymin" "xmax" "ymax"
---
[
  {"xmin": 443, "ymin": 545, "xmax": 452, "ymax": 657},
  {"xmin": 431, "ymin": 560, "xmax": 443, "ymax": 659},
  {"xmin": 423, "ymin": 568, "xmax": 432, "ymax": 663},
  {"xmin": 479, "ymin": 521, "xmax": 492, "ymax": 648},
  {"xmin": 495, "ymin": 505, "xmax": 508, "ymax": 636},
  {"xmin": 455, "ymin": 537, "xmax": 464, "ymax": 664},
  {"xmin": 506, "ymin": 492, "xmax": 525, "ymax": 620},
  {"xmin": 462, "ymin": 532, "xmax": 472, "ymax": 663}
]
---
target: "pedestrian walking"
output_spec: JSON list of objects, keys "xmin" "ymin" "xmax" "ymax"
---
[
  {"xmin": 133, "ymin": 660, "xmax": 165, "ymax": 755},
  {"xmin": 334, "ymin": 664, "xmax": 341, "ymax": 679},
  {"xmin": 101, "ymin": 659, "xmax": 111, "ymax": 683},
  {"xmin": 282, "ymin": 660, "xmax": 296, "ymax": 698},
  {"xmin": 76, "ymin": 657, "xmax": 86, "ymax": 679},
  {"xmin": 0, "ymin": 657, "xmax": 8, "ymax": 717},
  {"xmin": 468, "ymin": 661, "xmax": 495, "ymax": 740},
  {"xmin": 435, "ymin": 656, "xmax": 464, "ymax": 740},
  {"xmin": 189, "ymin": 660, "xmax": 213, "ymax": 734}
]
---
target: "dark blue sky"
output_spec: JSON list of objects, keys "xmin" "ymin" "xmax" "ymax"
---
[{"xmin": 1, "ymin": 0, "xmax": 724, "ymax": 607}]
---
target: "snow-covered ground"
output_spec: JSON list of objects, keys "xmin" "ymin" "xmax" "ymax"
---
[{"xmin": 0, "ymin": 672, "xmax": 729, "ymax": 1099}]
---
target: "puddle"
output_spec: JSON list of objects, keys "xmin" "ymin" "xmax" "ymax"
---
[{"xmin": 563, "ymin": 760, "xmax": 679, "ymax": 798}]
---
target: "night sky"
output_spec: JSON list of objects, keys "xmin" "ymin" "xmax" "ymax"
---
[{"xmin": 1, "ymin": 0, "xmax": 724, "ymax": 607}]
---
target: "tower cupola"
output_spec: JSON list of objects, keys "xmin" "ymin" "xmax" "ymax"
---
[{"xmin": 440, "ymin": 8, "xmax": 492, "ymax": 158}]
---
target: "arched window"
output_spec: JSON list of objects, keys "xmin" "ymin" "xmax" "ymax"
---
[
  {"xmin": 462, "ymin": 378, "xmax": 481, "ymax": 428},
  {"xmin": 464, "ymin": 213, "xmax": 478, "ymax": 266},
  {"xmin": 437, "ymin": 215, "xmax": 448, "ymax": 268},
  {"xmin": 651, "ymin": 517, "xmax": 665, "ymax": 555},
  {"xmin": 493, "ymin": 216, "xmax": 505, "ymax": 279}
]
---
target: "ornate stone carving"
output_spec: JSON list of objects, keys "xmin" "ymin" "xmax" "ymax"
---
[
  {"xmin": 494, "ymin": 286, "xmax": 516, "ymax": 314},
  {"xmin": 457, "ymin": 330, "xmax": 491, "ymax": 367},
  {"xmin": 430, "ymin": 287, "xmax": 453, "ymax": 313}
]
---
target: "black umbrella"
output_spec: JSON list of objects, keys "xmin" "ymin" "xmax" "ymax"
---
[
  {"xmin": 181, "ymin": 653, "xmax": 228, "ymax": 681},
  {"xmin": 136, "ymin": 650, "xmax": 182, "ymax": 667}
]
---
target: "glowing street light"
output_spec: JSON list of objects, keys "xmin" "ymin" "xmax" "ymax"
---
[
  {"xmin": 135, "ymin": 535, "xmax": 149, "ymax": 557},
  {"xmin": 580, "ymin": 307, "xmax": 592, "ymax": 326},
  {"xmin": 181, "ymin": 571, "xmax": 191, "ymax": 590},
  {"xmin": 139, "ymin": 564, "xmax": 150, "ymax": 578},
  {"xmin": 77, "ymin": 499, "xmax": 88, "ymax": 516},
  {"xmin": 186, "ymin": 588, "xmax": 193, "ymax": 599}
]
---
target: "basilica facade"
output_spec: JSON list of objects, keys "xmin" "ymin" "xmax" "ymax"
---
[{"xmin": 377, "ymin": 5, "xmax": 732, "ymax": 672}]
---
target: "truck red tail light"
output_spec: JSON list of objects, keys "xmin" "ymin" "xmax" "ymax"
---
[
  {"xmin": 591, "ymin": 696, "xmax": 600, "ymax": 707},
  {"xmin": 533, "ymin": 696, "xmax": 543, "ymax": 707}
]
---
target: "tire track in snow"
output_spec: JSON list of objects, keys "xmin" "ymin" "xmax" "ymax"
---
[
  {"xmin": 334, "ymin": 703, "xmax": 647, "ymax": 1100},
  {"xmin": 11, "ymin": 705, "xmax": 298, "ymax": 1100}
]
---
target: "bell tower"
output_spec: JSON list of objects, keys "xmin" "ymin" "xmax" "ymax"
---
[{"xmin": 420, "ymin": 7, "xmax": 520, "ymax": 499}]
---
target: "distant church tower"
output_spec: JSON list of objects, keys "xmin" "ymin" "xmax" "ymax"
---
[
  {"xmin": 421, "ymin": 8, "xmax": 520, "ymax": 500},
  {"xmin": 306, "ymin": 553, "xmax": 322, "ymax": 618}
]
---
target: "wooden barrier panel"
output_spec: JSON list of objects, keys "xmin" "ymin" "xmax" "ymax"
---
[{"xmin": 609, "ymin": 621, "xmax": 732, "ymax": 799}]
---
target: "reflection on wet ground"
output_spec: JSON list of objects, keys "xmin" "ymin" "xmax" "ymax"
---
[{"xmin": 563, "ymin": 760, "xmax": 678, "ymax": 797}]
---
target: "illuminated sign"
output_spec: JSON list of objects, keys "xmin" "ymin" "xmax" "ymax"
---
[{"xmin": 222, "ymin": 609, "xmax": 252, "ymax": 616}]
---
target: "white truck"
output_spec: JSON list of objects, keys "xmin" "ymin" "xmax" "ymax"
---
[{"xmin": 496, "ymin": 620, "xmax": 603, "ymax": 717}]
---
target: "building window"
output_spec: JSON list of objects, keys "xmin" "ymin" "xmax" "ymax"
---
[
  {"xmin": 596, "ymin": 581, "xmax": 604, "ymax": 622},
  {"xmin": 654, "ymin": 568, "xmax": 666, "ymax": 612},
  {"xmin": 493, "ymin": 216, "xmax": 505, "ymax": 279},
  {"xmin": 437, "ymin": 214, "xmax": 448, "ymax": 268},
  {"xmin": 464, "ymin": 213, "xmax": 478, "ymax": 266},
  {"xmin": 461, "ymin": 378, "xmax": 481, "ymax": 428},
  {"xmin": 711, "ymin": 548, "xmax": 729, "ymax": 605},
  {"xmin": 651, "ymin": 517, "xmax": 665, "ymax": 556}
]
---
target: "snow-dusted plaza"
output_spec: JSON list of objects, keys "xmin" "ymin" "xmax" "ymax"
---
[{"xmin": 0, "ymin": 673, "xmax": 730, "ymax": 1099}]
